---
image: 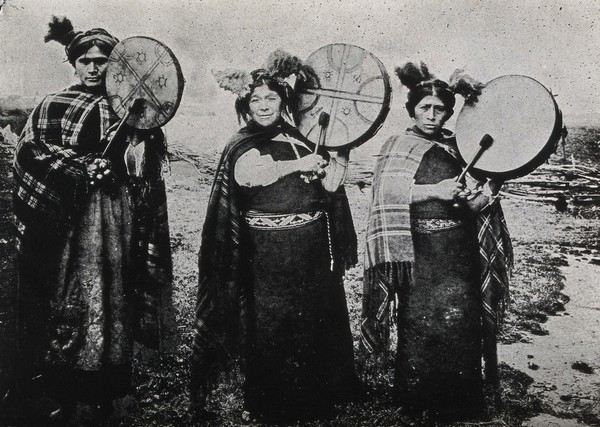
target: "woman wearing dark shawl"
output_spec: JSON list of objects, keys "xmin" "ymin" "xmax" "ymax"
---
[
  {"xmin": 361, "ymin": 62, "xmax": 512, "ymax": 422},
  {"xmin": 12, "ymin": 17, "xmax": 174, "ymax": 424},
  {"xmin": 190, "ymin": 52, "xmax": 358, "ymax": 424}
]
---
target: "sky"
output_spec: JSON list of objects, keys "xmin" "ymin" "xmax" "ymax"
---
[{"xmin": 1, "ymin": 0, "xmax": 599, "ymax": 122}]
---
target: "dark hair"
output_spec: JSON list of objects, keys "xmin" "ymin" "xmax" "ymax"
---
[
  {"xmin": 405, "ymin": 79, "xmax": 456, "ymax": 118},
  {"xmin": 395, "ymin": 61, "xmax": 484, "ymax": 119},
  {"xmin": 235, "ymin": 69, "xmax": 291, "ymax": 124}
]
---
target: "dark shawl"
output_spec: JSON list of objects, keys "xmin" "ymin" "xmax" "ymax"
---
[{"xmin": 190, "ymin": 120, "xmax": 357, "ymax": 399}]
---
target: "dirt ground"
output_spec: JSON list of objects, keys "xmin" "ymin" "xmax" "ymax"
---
[{"xmin": 0, "ymin": 121, "xmax": 599, "ymax": 426}]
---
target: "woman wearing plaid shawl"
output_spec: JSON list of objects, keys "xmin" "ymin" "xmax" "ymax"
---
[
  {"xmin": 361, "ymin": 62, "xmax": 512, "ymax": 422},
  {"xmin": 12, "ymin": 17, "xmax": 174, "ymax": 424},
  {"xmin": 190, "ymin": 54, "xmax": 359, "ymax": 424}
]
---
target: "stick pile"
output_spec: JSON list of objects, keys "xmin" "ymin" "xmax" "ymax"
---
[{"xmin": 503, "ymin": 160, "xmax": 600, "ymax": 211}]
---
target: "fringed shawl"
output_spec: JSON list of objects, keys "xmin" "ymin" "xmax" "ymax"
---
[
  {"xmin": 190, "ymin": 121, "xmax": 357, "ymax": 399},
  {"xmin": 361, "ymin": 128, "xmax": 512, "ymax": 354}
]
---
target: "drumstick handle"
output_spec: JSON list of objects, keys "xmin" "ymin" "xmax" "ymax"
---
[
  {"xmin": 456, "ymin": 133, "xmax": 494, "ymax": 183},
  {"xmin": 314, "ymin": 112, "xmax": 330, "ymax": 154},
  {"xmin": 101, "ymin": 99, "xmax": 145, "ymax": 158}
]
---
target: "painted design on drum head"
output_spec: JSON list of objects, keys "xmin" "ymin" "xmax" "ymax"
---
[
  {"xmin": 106, "ymin": 36, "xmax": 184, "ymax": 129},
  {"xmin": 297, "ymin": 43, "xmax": 391, "ymax": 150}
]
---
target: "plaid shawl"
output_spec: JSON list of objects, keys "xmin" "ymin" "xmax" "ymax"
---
[
  {"xmin": 13, "ymin": 88, "xmax": 114, "ymax": 231},
  {"xmin": 13, "ymin": 86, "xmax": 173, "ymax": 350},
  {"xmin": 190, "ymin": 120, "xmax": 357, "ymax": 401},
  {"xmin": 361, "ymin": 129, "xmax": 512, "ymax": 354}
]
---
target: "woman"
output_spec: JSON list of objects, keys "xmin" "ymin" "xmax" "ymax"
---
[
  {"xmin": 190, "ymin": 55, "xmax": 358, "ymax": 423},
  {"xmin": 361, "ymin": 62, "xmax": 512, "ymax": 421},
  {"xmin": 13, "ymin": 17, "xmax": 174, "ymax": 424}
]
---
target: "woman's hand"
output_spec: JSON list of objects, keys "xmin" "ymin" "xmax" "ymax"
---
[
  {"xmin": 410, "ymin": 177, "xmax": 466, "ymax": 203},
  {"xmin": 296, "ymin": 154, "xmax": 328, "ymax": 174},
  {"xmin": 86, "ymin": 158, "xmax": 115, "ymax": 189},
  {"xmin": 488, "ymin": 178, "xmax": 505, "ymax": 196},
  {"xmin": 435, "ymin": 177, "xmax": 466, "ymax": 201}
]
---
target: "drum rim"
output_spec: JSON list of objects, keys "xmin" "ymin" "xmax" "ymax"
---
[{"xmin": 455, "ymin": 74, "xmax": 562, "ymax": 180}]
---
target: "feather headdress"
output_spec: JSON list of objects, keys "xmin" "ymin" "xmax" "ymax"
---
[
  {"xmin": 395, "ymin": 61, "xmax": 435, "ymax": 90},
  {"xmin": 448, "ymin": 69, "xmax": 485, "ymax": 103},
  {"xmin": 44, "ymin": 15, "xmax": 76, "ymax": 46},
  {"xmin": 213, "ymin": 49, "xmax": 316, "ymax": 97},
  {"xmin": 212, "ymin": 68, "xmax": 253, "ymax": 98},
  {"xmin": 395, "ymin": 60, "xmax": 484, "ymax": 108},
  {"xmin": 44, "ymin": 15, "xmax": 118, "ymax": 64}
]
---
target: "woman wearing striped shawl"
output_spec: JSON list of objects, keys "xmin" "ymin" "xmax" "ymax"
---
[
  {"xmin": 190, "ymin": 62, "xmax": 359, "ymax": 424},
  {"xmin": 12, "ymin": 17, "xmax": 174, "ymax": 424},
  {"xmin": 361, "ymin": 62, "xmax": 512, "ymax": 422}
]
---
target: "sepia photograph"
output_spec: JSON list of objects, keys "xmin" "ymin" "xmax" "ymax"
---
[{"xmin": 1, "ymin": 0, "xmax": 599, "ymax": 425}]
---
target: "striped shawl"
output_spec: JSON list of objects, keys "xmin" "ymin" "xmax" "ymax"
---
[{"xmin": 361, "ymin": 129, "xmax": 512, "ymax": 354}]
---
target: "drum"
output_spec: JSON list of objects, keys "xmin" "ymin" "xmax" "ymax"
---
[
  {"xmin": 297, "ymin": 43, "xmax": 391, "ymax": 150},
  {"xmin": 106, "ymin": 37, "xmax": 184, "ymax": 129},
  {"xmin": 455, "ymin": 75, "xmax": 562, "ymax": 180}
]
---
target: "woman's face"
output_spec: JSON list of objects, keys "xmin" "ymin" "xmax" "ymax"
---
[
  {"xmin": 248, "ymin": 84, "xmax": 283, "ymax": 127},
  {"xmin": 413, "ymin": 95, "xmax": 450, "ymax": 135},
  {"xmin": 74, "ymin": 46, "xmax": 109, "ymax": 90}
]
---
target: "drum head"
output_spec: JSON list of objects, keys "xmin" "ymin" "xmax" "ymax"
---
[
  {"xmin": 106, "ymin": 36, "xmax": 184, "ymax": 129},
  {"xmin": 297, "ymin": 44, "xmax": 391, "ymax": 150},
  {"xmin": 455, "ymin": 75, "xmax": 562, "ymax": 179}
]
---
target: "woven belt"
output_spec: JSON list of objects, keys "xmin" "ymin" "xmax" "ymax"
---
[
  {"xmin": 244, "ymin": 210, "xmax": 324, "ymax": 230},
  {"xmin": 412, "ymin": 218, "xmax": 463, "ymax": 234}
]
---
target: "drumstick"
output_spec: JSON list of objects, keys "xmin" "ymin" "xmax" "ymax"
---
[
  {"xmin": 314, "ymin": 112, "xmax": 330, "ymax": 154},
  {"xmin": 101, "ymin": 98, "xmax": 145, "ymax": 158},
  {"xmin": 456, "ymin": 133, "xmax": 494, "ymax": 183},
  {"xmin": 453, "ymin": 134, "xmax": 493, "ymax": 208}
]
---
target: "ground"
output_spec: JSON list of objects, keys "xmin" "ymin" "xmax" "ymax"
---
[{"xmin": 0, "ymin": 113, "xmax": 599, "ymax": 426}]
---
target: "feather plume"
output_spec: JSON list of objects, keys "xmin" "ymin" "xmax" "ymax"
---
[
  {"xmin": 448, "ymin": 69, "xmax": 485, "ymax": 103},
  {"xmin": 395, "ymin": 61, "xmax": 434, "ymax": 89},
  {"xmin": 211, "ymin": 68, "xmax": 252, "ymax": 97},
  {"xmin": 44, "ymin": 15, "xmax": 76, "ymax": 46},
  {"xmin": 264, "ymin": 49, "xmax": 318, "ymax": 91},
  {"xmin": 264, "ymin": 49, "xmax": 303, "ymax": 79}
]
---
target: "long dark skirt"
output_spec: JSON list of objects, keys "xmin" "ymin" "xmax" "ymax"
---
[
  {"xmin": 17, "ymin": 188, "xmax": 135, "ymax": 403},
  {"xmin": 394, "ymin": 221, "xmax": 483, "ymax": 420},
  {"xmin": 242, "ymin": 215, "xmax": 356, "ymax": 422}
]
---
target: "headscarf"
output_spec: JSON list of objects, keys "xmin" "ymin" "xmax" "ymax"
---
[{"xmin": 44, "ymin": 16, "xmax": 118, "ymax": 64}]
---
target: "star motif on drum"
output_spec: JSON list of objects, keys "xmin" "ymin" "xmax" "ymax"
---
[
  {"xmin": 157, "ymin": 75, "xmax": 168, "ymax": 88},
  {"xmin": 324, "ymin": 71, "xmax": 332, "ymax": 80},
  {"xmin": 113, "ymin": 72, "xmax": 124, "ymax": 84},
  {"xmin": 136, "ymin": 51, "xmax": 147, "ymax": 64},
  {"xmin": 353, "ymin": 74, "xmax": 362, "ymax": 83},
  {"xmin": 342, "ymin": 106, "xmax": 351, "ymax": 115}
]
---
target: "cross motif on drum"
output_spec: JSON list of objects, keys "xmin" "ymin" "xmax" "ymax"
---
[
  {"xmin": 297, "ymin": 43, "xmax": 391, "ymax": 150},
  {"xmin": 106, "ymin": 37, "xmax": 184, "ymax": 129}
]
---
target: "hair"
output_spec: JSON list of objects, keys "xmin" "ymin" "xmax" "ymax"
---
[
  {"xmin": 395, "ymin": 61, "xmax": 484, "ymax": 118},
  {"xmin": 44, "ymin": 16, "xmax": 118, "ymax": 65},
  {"xmin": 234, "ymin": 70, "xmax": 290, "ymax": 124}
]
